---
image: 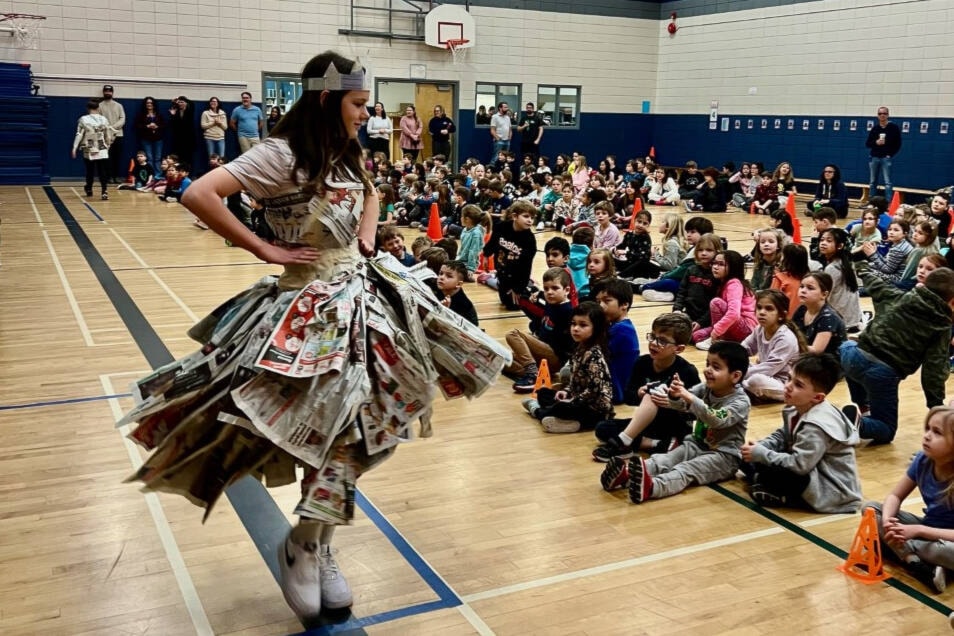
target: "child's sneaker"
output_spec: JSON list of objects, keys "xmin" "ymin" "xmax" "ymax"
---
[
  {"xmin": 841, "ymin": 403, "xmax": 861, "ymax": 431},
  {"xmin": 512, "ymin": 365, "xmax": 539, "ymax": 394},
  {"xmin": 521, "ymin": 398, "xmax": 540, "ymax": 417},
  {"xmin": 592, "ymin": 436, "xmax": 633, "ymax": 463},
  {"xmin": 641, "ymin": 289, "xmax": 674, "ymax": 303},
  {"xmin": 628, "ymin": 457, "xmax": 653, "ymax": 503},
  {"xmin": 694, "ymin": 338, "xmax": 712, "ymax": 351},
  {"xmin": 101, "ymin": 192, "xmax": 109, "ymax": 200},
  {"xmin": 750, "ymin": 485, "xmax": 785, "ymax": 507},
  {"xmin": 906, "ymin": 559, "xmax": 947, "ymax": 594},
  {"xmin": 651, "ymin": 436, "xmax": 681, "ymax": 455},
  {"xmin": 541, "ymin": 416, "xmax": 580, "ymax": 433},
  {"xmin": 278, "ymin": 533, "xmax": 322, "ymax": 620},
  {"xmin": 600, "ymin": 456, "xmax": 630, "ymax": 491},
  {"xmin": 318, "ymin": 545, "xmax": 353, "ymax": 609}
]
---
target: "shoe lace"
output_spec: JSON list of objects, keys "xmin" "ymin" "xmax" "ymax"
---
[{"xmin": 318, "ymin": 546, "xmax": 340, "ymax": 581}]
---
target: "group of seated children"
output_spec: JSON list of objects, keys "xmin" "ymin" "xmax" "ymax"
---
[{"xmin": 117, "ymin": 150, "xmax": 195, "ymax": 203}]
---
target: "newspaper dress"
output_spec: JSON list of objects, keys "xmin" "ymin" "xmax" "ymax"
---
[{"xmin": 119, "ymin": 138, "xmax": 510, "ymax": 524}]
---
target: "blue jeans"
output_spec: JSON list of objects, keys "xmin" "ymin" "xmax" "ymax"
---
[
  {"xmin": 839, "ymin": 340, "xmax": 900, "ymax": 444},
  {"xmin": 206, "ymin": 138, "xmax": 225, "ymax": 160},
  {"xmin": 491, "ymin": 139, "xmax": 510, "ymax": 164},
  {"xmin": 141, "ymin": 139, "xmax": 162, "ymax": 174},
  {"xmin": 868, "ymin": 156, "xmax": 893, "ymax": 201}
]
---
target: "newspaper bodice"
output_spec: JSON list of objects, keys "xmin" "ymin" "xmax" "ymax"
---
[
  {"xmin": 76, "ymin": 114, "xmax": 111, "ymax": 160},
  {"xmin": 223, "ymin": 138, "xmax": 366, "ymax": 290}
]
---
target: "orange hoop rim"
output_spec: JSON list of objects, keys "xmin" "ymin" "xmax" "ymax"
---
[
  {"xmin": 444, "ymin": 38, "xmax": 469, "ymax": 50},
  {"xmin": 0, "ymin": 13, "xmax": 47, "ymax": 21}
]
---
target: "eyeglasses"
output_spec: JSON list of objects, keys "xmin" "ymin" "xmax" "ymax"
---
[
  {"xmin": 877, "ymin": 111, "xmax": 888, "ymax": 115},
  {"xmin": 646, "ymin": 333, "xmax": 677, "ymax": 347},
  {"xmin": 823, "ymin": 169, "xmax": 835, "ymax": 173}
]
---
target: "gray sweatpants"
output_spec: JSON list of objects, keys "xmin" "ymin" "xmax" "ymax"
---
[
  {"xmin": 645, "ymin": 440, "xmax": 740, "ymax": 499},
  {"xmin": 866, "ymin": 501, "xmax": 954, "ymax": 569}
]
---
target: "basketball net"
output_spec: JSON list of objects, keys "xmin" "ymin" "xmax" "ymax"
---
[
  {"xmin": 446, "ymin": 39, "xmax": 469, "ymax": 65},
  {"xmin": 1, "ymin": 14, "xmax": 46, "ymax": 49}
]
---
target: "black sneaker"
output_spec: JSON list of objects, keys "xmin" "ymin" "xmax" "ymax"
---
[
  {"xmin": 512, "ymin": 367, "xmax": 539, "ymax": 394},
  {"xmin": 751, "ymin": 485, "xmax": 785, "ymax": 507},
  {"xmin": 592, "ymin": 437, "xmax": 633, "ymax": 463},
  {"xmin": 628, "ymin": 457, "xmax": 653, "ymax": 503},
  {"xmin": 84, "ymin": 188, "xmax": 93, "ymax": 197},
  {"xmin": 906, "ymin": 559, "xmax": 947, "ymax": 594},
  {"xmin": 600, "ymin": 456, "xmax": 630, "ymax": 492}
]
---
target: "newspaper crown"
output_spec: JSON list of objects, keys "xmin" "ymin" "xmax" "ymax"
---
[{"xmin": 305, "ymin": 63, "xmax": 369, "ymax": 92}]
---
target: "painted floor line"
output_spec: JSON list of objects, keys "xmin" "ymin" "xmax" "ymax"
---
[
  {"xmin": 0, "ymin": 393, "xmax": 131, "ymax": 411},
  {"xmin": 100, "ymin": 374, "xmax": 214, "ymax": 636},
  {"xmin": 25, "ymin": 186, "xmax": 44, "ymax": 225},
  {"xmin": 42, "ymin": 228, "xmax": 96, "ymax": 346},
  {"xmin": 69, "ymin": 186, "xmax": 105, "ymax": 222},
  {"xmin": 461, "ymin": 526, "xmax": 785, "ymax": 604}
]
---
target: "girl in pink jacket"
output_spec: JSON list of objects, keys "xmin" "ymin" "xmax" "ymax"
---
[{"xmin": 693, "ymin": 250, "xmax": 758, "ymax": 349}]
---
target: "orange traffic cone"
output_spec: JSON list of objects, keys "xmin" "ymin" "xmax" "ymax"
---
[
  {"xmin": 126, "ymin": 158, "xmax": 135, "ymax": 184},
  {"xmin": 786, "ymin": 194, "xmax": 802, "ymax": 245},
  {"xmin": 837, "ymin": 507, "xmax": 890, "ymax": 584},
  {"xmin": 426, "ymin": 202, "xmax": 443, "ymax": 241},
  {"xmin": 627, "ymin": 198, "xmax": 644, "ymax": 231},
  {"xmin": 888, "ymin": 191, "xmax": 901, "ymax": 216},
  {"xmin": 531, "ymin": 359, "xmax": 553, "ymax": 398}
]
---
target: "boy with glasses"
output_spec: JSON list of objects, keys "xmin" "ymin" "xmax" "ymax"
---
[{"xmin": 591, "ymin": 313, "xmax": 700, "ymax": 462}]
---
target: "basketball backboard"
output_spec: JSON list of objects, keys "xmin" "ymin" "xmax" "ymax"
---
[{"xmin": 424, "ymin": 4, "xmax": 475, "ymax": 49}]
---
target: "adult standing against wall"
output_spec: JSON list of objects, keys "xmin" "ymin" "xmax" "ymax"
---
[
  {"xmin": 168, "ymin": 96, "xmax": 196, "ymax": 164},
  {"xmin": 134, "ymin": 96, "xmax": 164, "ymax": 174},
  {"xmin": 399, "ymin": 105, "xmax": 423, "ymax": 161},
  {"xmin": 366, "ymin": 101, "xmax": 392, "ymax": 158},
  {"xmin": 71, "ymin": 99, "xmax": 113, "ymax": 200},
  {"xmin": 865, "ymin": 106, "xmax": 901, "ymax": 203},
  {"xmin": 201, "ymin": 97, "xmax": 228, "ymax": 160},
  {"xmin": 98, "ymin": 85, "xmax": 126, "ymax": 183},
  {"xmin": 428, "ymin": 105, "xmax": 455, "ymax": 162},
  {"xmin": 489, "ymin": 101, "xmax": 512, "ymax": 164},
  {"xmin": 517, "ymin": 101, "xmax": 544, "ymax": 163},
  {"xmin": 230, "ymin": 91, "xmax": 264, "ymax": 153}
]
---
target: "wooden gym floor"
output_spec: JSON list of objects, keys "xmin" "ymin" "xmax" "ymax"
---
[{"xmin": 1, "ymin": 184, "xmax": 952, "ymax": 635}]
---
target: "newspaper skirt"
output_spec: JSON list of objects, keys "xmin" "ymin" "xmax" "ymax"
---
[{"xmin": 119, "ymin": 255, "xmax": 511, "ymax": 524}]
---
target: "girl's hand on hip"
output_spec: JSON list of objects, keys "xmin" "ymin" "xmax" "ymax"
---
[{"xmin": 257, "ymin": 243, "xmax": 320, "ymax": 265}]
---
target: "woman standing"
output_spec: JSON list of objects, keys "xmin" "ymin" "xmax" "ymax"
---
[
  {"xmin": 72, "ymin": 99, "xmax": 113, "ymax": 200},
  {"xmin": 266, "ymin": 106, "xmax": 283, "ymax": 135},
  {"xmin": 428, "ymin": 104, "xmax": 455, "ymax": 161},
  {"xmin": 399, "ymin": 104, "xmax": 423, "ymax": 161},
  {"xmin": 119, "ymin": 51, "xmax": 505, "ymax": 622},
  {"xmin": 200, "ymin": 96, "xmax": 228, "ymax": 159},
  {"xmin": 366, "ymin": 101, "xmax": 392, "ymax": 158},
  {"xmin": 168, "ymin": 95, "xmax": 196, "ymax": 165},
  {"xmin": 135, "ymin": 96, "xmax": 164, "ymax": 172}
]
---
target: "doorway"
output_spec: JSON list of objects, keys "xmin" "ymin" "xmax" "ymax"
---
[{"xmin": 376, "ymin": 79, "xmax": 458, "ymax": 164}]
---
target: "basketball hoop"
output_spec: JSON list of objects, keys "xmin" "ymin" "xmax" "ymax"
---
[
  {"xmin": 445, "ymin": 39, "xmax": 470, "ymax": 65},
  {"xmin": 0, "ymin": 13, "xmax": 46, "ymax": 49}
]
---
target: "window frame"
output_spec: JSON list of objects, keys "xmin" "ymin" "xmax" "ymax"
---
[
  {"xmin": 474, "ymin": 82, "xmax": 522, "ymax": 128},
  {"xmin": 536, "ymin": 84, "xmax": 582, "ymax": 130}
]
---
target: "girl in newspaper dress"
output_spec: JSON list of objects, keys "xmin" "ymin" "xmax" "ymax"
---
[{"xmin": 118, "ymin": 52, "xmax": 508, "ymax": 621}]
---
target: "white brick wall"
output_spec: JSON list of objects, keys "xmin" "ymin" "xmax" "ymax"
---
[
  {"xmin": 655, "ymin": 0, "xmax": 954, "ymax": 116},
  {"xmin": 0, "ymin": 0, "xmax": 659, "ymax": 112}
]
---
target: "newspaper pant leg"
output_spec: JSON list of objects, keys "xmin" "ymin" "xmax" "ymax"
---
[
  {"xmin": 646, "ymin": 445, "xmax": 738, "ymax": 499},
  {"xmin": 742, "ymin": 373, "xmax": 786, "ymax": 401}
]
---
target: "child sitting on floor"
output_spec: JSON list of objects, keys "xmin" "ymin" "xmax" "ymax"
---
[
  {"xmin": 600, "ymin": 341, "xmax": 750, "ymax": 503},
  {"xmin": 740, "ymin": 352, "xmax": 862, "ymax": 512},
  {"xmin": 523, "ymin": 301, "xmax": 614, "ymax": 434},
  {"xmin": 593, "ymin": 278, "xmax": 640, "ymax": 404},
  {"xmin": 741, "ymin": 290, "xmax": 805, "ymax": 402}
]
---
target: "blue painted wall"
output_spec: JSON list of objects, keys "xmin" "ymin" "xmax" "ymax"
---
[
  {"xmin": 650, "ymin": 114, "xmax": 954, "ymax": 194},
  {"xmin": 48, "ymin": 96, "xmax": 243, "ymax": 180}
]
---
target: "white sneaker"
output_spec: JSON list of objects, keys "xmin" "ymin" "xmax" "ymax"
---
[
  {"xmin": 278, "ymin": 534, "xmax": 322, "ymax": 620},
  {"xmin": 536, "ymin": 221, "xmax": 544, "ymax": 230},
  {"xmin": 318, "ymin": 544, "xmax": 353, "ymax": 609},
  {"xmin": 542, "ymin": 416, "xmax": 581, "ymax": 433},
  {"xmin": 641, "ymin": 289, "xmax": 674, "ymax": 302},
  {"xmin": 695, "ymin": 337, "xmax": 712, "ymax": 351}
]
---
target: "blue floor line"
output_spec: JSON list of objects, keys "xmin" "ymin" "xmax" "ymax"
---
[
  {"xmin": 0, "ymin": 393, "xmax": 131, "ymax": 411},
  {"xmin": 82, "ymin": 201, "xmax": 104, "ymax": 221}
]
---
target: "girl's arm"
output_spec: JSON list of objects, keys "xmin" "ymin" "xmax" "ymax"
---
[
  {"xmin": 71, "ymin": 121, "xmax": 85, "ymax": 156},
  {"xmin": 181, "ymin": 168, "xmax": 319, "ymax": 265},
  {"xmin": 711, "ymin": 279, "xmax": 743, "ymax": 338},
  {"xmin": 806, "ymin": 331, "xmax": 832, "ymax": 354},
  {"xmin": 747, "ymin": 328, "xmax": 799, "ymax": 378},
  {"xmin": 655, "ymin": 238, "xmax": 681, "ymax": 271},
  {"xmin": 357, "ymin": 189, "xmax": 379, "ymax": 255}
]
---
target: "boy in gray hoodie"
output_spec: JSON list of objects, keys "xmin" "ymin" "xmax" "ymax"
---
[{"xmin": 741, "ymin": 353, "xmax": 863, "ymax": 513}]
